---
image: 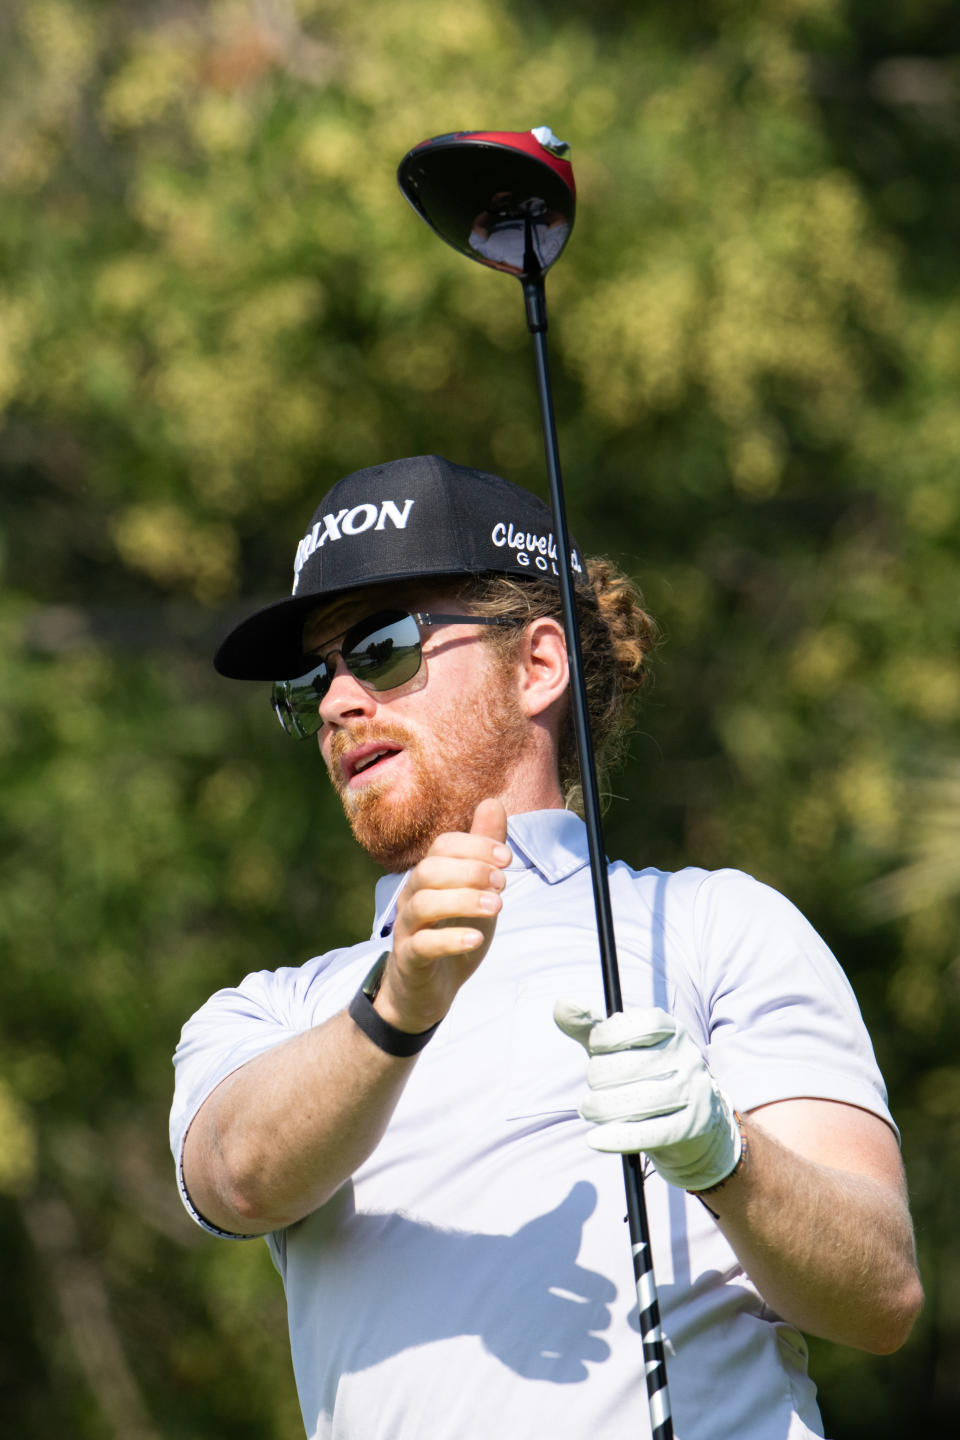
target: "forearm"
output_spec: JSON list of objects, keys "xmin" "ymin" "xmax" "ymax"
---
[
  {"xmin": 182, "ymin": 1008, "xmax": 417, "ymax": 1235},
  {"xmin": 181, "ymin": 805, "xmax": 511, "ymax": 1236},
  {"xmin": 706, "ymin": 1115, "xmax": 923, "ymax": 1353}
]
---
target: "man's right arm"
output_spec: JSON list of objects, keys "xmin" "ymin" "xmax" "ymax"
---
[
  {"xmin": 182, "ymin": 1008, "xmax": 420, "ymax": 1235},
  {"xmin": 181, "ymin": 800, "xmax": 511, "ymax": 1236}
]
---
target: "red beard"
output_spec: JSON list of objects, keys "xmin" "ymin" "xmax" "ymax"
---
[{"xmin": 326, "ymin": 670, "xmax": 528, "ymax": 871}]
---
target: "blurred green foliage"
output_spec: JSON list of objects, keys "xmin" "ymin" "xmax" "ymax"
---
[{"xmin": 1, "ymin": 0, "xmax": 958, "ymax": 1434}]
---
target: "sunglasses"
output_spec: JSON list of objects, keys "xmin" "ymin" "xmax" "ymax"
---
[{"xmin": 272, "ymin": 608, "xmax": 516, "ymax": 739}]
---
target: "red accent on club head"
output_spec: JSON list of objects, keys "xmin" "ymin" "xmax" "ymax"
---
[{"xmin": 411, "ymin": 129, "xmax": 575, "ymax": 201}]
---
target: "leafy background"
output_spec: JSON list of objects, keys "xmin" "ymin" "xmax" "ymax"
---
[{"xmin": 1, "ymin": 1, "xmax": 957, "ymax": 1434}]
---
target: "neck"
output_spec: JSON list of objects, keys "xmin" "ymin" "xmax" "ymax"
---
[{"xmin": 494, "ymin": 749, "xmax": 565, "ymax": 817}]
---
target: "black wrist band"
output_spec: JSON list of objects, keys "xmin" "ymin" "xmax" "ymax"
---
[{"xmin": 347, "ymin": 954, "xmax": 441, "ymax": 1058}]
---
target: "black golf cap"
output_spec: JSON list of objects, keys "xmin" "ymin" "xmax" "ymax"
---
[{"xmin": 214, "ymin": 455, "xmax": 583, "ymax": 681}]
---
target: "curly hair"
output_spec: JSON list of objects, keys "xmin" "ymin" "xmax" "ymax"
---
[{"xmin": 448, "ymin": 559, "xmax": 657, "ymax": 812}]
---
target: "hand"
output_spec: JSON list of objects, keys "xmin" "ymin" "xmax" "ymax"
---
[
  {"xmin": 377, "ymin": 800, "xmax": 512, "ymax": 1034},
  {"xmin": 553, "ymin": 1002, "xmax": 742, "ymax": 1192}
]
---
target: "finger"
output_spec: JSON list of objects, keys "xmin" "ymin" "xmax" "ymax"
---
[
  {"xmin": 400, "ymin": 926, "xmax": 488, "ymax": 961},
  {"xmin": 585, "ymin": 1112, "xmax": 703, "ymax": 1157},
  {"xmin": 554, "ymin": 1003, "xmax": 678, "ymax": 1055},
  {"xmin": 406, "ymin": 855, "xmax": 507, "ymax": 894},
  {"xmin": 554, "ymin": 998, "xmax": 601, "ymax": 1052},
  {"xmin": 585, "ymin": 1008, "xmax": 677, "ymax": 1055},
  {"xmin": 585, "ymin": 1123, "xmax": 649, "ymax": 1156},
  {"xmin": 402, "ymin": 885, "xmax": 503, "ymax": 929},
  {"xmin": 470, "ymin": 797, "xmax": 508, "ymax": 846},
  {"xmin": 427, "ymin": 830, "xmax": 513, "ymax": 868},
  {"xmin": 580, "ymin": 1082, "xmax": 687, "ymax": 1126},
  {"xmin": 584, "ymin": 1049, "xmax": 677, "ymax": 1090}
]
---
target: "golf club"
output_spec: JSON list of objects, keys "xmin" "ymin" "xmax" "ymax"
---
[{"xmin": 398, "ymin": 128, "xmax": 674, "ymax": 1440}]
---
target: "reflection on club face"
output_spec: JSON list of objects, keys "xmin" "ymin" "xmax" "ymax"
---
[{"xmin": 397, "ymin": 129, "xmax": 576, "ymax": 279}]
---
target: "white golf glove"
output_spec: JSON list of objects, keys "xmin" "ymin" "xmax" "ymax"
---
[{"xmin": 554, "ymin": 1001, "xmax": 742, "ymax": 1193}]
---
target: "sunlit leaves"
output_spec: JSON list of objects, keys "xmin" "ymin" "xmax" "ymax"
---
[{"xmin": 0, "ymin": 1080, "xmax": 37, "ymax": 1195}]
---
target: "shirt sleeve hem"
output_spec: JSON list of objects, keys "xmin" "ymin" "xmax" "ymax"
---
[
  {"xmin": 723, "ymin": 1070, "xmax": 900, "ymax": 1142},
  {"xmin": 176, "ymin": 1139, "xmax": 259, "ymax": 1241}
]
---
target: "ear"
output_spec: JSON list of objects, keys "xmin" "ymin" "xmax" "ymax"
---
[{"xmin": 515, "ymin": 616, "xmax": 569, "ymax": 722}]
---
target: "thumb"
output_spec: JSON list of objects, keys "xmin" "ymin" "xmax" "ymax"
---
[
  {"xmin": 554, "ymin": 998, "xmax": 602, "ymax": 1052},
  {"xmin": 470, "ymin": 798, "xmax": 508, "ymax": 846}
]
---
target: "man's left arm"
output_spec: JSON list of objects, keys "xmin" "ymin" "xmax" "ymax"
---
[
  {"xmin": 705, "ymin": 1097, "xmax": 922, "ymax": 1354},
  {"xmin": 555, "ymin": 1003, "xmax": 923, "ymax": 1355}
]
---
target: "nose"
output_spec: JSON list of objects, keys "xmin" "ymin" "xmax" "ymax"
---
[{"xmin": 317, "ymin": 655, "xmax": 378, "ymax": 730}]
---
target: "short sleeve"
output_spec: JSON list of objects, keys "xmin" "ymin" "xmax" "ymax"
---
[
  {"xmin": 169, "ymin": 970, "xmax": 308, "ymax": 1237},
  {"xmin": 169, "ymin": 944, "xmax": 374, "ymax": 1237},
  {"xmin": 691, "ymin": 869, "xmax": 895, "ymax": 1136}
]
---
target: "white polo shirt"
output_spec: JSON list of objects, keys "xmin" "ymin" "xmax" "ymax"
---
[{"xmin": 171, "ymin": 810, "xmax": 893, "ymax": 1440}]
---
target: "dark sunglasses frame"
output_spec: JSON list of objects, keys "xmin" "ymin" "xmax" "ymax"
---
[{"xmin": 272, "ymin": 608, "xmax": 516, "ymax": 739}]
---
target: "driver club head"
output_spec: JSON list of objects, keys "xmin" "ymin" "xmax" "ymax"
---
[{"xmin": 397, "ymin": 127, "xmax": 576, "ymax": 280}]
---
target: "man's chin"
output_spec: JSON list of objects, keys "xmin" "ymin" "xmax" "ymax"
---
[{"xmin": 341, "ymin": 785, "xmax": 435, "ymax": 872}]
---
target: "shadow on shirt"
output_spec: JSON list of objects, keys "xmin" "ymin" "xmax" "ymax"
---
[{"xmin": 280, "ymin": 1179, "xmax": 617, "ymax": 1383}]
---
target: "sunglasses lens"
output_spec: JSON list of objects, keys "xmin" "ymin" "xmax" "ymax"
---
[
  {"xmin": 271, "ymin": 612, "xmax": 425, "ymax": 740},
  {"xmin": 272, "ymin": 659, "xmax": 332, "ymax": 740},
  {"xmin": 345, "ymin": 611, "xmax": 422, "ymax": 689}
]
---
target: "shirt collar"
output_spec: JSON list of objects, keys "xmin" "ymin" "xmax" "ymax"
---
[
  {"xmin": 504, "ymin": 808, "xmax": 592, "ymax": 883},
  {"xmin": 370, "ymin": 809, "xmax": 591, "ymax": 938}
]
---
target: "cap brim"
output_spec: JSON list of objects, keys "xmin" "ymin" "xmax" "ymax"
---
[
  {"xmin": 213, "ymin": 568, "xmax": 484, "ymax": 680},
  {"xmin": 214, "ymin": 593, "xmax": 324, "ymax": 680}
]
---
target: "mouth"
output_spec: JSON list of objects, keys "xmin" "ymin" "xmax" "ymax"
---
[{"xmin": 343, "ymin": 741, "xmax": 405, "ymax": 787}]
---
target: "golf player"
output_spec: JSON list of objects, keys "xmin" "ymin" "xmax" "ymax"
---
[{"xmin": 171, "ymin": 454, "xmax": 922, "ymax": 1440}]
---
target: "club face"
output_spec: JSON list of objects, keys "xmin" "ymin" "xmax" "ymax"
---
[{"xmin": 397, "ymin": 131, "xmax": 575, "ymax": 279}]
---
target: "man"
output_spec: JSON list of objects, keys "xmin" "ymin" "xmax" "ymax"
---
[{"xmin": 171, "ymin": 454, "xmax": 922, "ymax": 1440}]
